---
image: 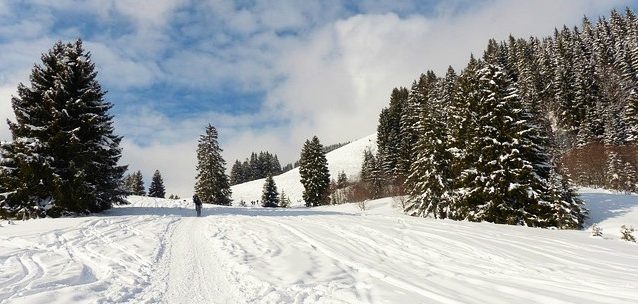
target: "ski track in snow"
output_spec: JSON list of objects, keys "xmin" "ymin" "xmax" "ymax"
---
[{"xmin": 1, "ymin": 194, "xmax": 638, "ymax": 303}]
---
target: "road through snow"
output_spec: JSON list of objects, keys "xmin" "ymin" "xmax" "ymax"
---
[{"xmin": 1, "ymin": 195, "xmax": 638, "ymax": 303}]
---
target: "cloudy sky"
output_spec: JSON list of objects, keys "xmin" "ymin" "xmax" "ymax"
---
[{"xmin": 0, "ymin": 0, "xmax": 636, "ymax": 197}]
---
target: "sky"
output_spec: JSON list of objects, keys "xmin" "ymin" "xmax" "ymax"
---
[{"xmin": 0, "ymin": 0, "xmax": 636, "ymax": 197}]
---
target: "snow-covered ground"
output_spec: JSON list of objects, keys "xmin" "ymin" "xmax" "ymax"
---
[
  {"xmin": 231, "ymin": 133, "xmax": 377, "ymax": 206},
  {"xmin": 1, "ymin": 191, "xmax": 637, "ymax": 304}
]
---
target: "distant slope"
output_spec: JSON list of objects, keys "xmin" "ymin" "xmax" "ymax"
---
[{"xmin": 231, "ymin": 133, "xmax": 377, "ymax": 206}]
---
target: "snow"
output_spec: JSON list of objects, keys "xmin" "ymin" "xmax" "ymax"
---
[
  {"xmin": 0, "ymin": 191, "xmax": 637, "ymax": 303},
  {"xmin": 2, "ymin": 134, "xmax": 638, "ymax": 303},
  {"xmin": 580, "ymin": 187, "xmax": 638, "ymax": 238},
  {"xmin": 231, "ymin": 133, "xmax": 377, "ymax": 206}
]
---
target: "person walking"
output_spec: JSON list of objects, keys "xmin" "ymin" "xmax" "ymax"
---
[{"xmin": 193, "ymin": 194, "xmax": 203, "ymax": 217}]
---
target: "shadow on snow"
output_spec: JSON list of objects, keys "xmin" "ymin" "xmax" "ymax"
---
[{"xmin": 581, "ymin": 192, "xmax": 638, "ymax": 226}]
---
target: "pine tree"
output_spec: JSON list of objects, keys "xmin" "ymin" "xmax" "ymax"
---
[
  {"xmin": 455, "ymin": 63, "xmax": 570, "ymax": 227},
  {"xmin": 132, "ymin": 171, "xmax": 146, "ymax": 196},
  {"xmin": 148, "ymin": 170, "xmax": 166, "ymax": 198},
  {"xmin": 261, "ymin": 175, "xmax": 279, "ymax": 207},
  {"xmin": 195, "ymin": 124, "xmax": 232, "ymax": 205},
  {"xmin": 122, "ymin": 173, "xmax": 134, "ymax": 194},
  {"xmin": 377, "ymin": 87, "xmax": 409, "ymax": 185},
  {"xmin": 0, "ymin": 39, "xmax": 126, "ymax": 216},
  {"xmin": 299, "ymin": 136, "xmax": 330, "ymax": 207},
  {"xmin": 279, "ymin": 190, "xmax": 291, "ymax": 208},
  {"xmin": 545, "ymin": 166, "xmax": 585, "ymax": 228},
  {"xmin": 405, "ymin": 71, "xmax": 454, "ymax": 219},
  {"xmin": 230, "ymin": 160, "xmax": 244, "ymax": 185},
  {"xmin": 360, "ymin": 149, "xmax": 384, "ymax": 199},
  {"xmin": 337, "ymin": 171, "xmax": 348, "ymax": 189}
]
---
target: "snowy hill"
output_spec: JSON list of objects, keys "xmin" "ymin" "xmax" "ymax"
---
[
  {"xmin": 1, "ymin": 191, "xmax": 637, "ymax": 303},
  {"xmin": 231, "ymin": 133, "xmax": 377, "ymax": 206}
]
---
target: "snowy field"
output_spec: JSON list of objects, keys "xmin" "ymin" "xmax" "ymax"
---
[{"xmin": 0, "ymin": 190, "xmax": 637, "ymax": 304}]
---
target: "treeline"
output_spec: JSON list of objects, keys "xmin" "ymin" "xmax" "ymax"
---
[
  {"xmin": 482, "ymin": 8, "xmax": 638, "ymax": 192},
  {"xmin": 231, "ymin": 141, "xmax": 351, "ymax": 185},
  {"xmin": 283, "ymin": 141, "xmax": 351, "ymax": 173},
  {"xmin": 359, "ymin": 8, "xmax": 638, "ymax": 228},
  {"xmin": 122, "ymin": 170, "xmax": 167, "ymax": 198},
  {"xmin": 372, "ymin": 8, "xmax": 638, "ymax": 196},
  {"xmin": 243, "ymin": 136, "xmax": 333, "ymax": 208},
  {"xmin": 230, "ymin": 151, "xmax": 282, "ymax": 185}
]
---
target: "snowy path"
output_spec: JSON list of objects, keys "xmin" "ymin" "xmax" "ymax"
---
[
  {"xmin": 159, "ymin": 218, "xmax": 243, "ymax": 304},
  {"xmin": 1, "ymin": 195, "xmax": 638, "ymax": 303}
]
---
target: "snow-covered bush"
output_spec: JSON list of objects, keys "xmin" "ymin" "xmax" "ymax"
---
[
  {"xmin": 591, "ymin": 224, "xmax": 603, "ymax": 237},
  {"xmin": 620, "ymin": 225, "xmax": 636, "ymax": 242},
  {"xmin": 358, "ymin": 200, "xmax": 367, "ymax": 211}
]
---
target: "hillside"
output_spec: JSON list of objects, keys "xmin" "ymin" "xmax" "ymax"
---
[{"xmin": 231, "ymin": 133, "xmax": 377, "ymax": 206}]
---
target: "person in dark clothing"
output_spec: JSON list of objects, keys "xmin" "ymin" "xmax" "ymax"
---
[{"xmin": 193, "ymin": 194, "xmax": 203, "ymax": 217}]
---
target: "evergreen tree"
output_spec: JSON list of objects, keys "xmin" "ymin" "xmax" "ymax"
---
[
  {"xmin": 405, "ymin": 72, "xmax": 454, "ymax": 219},
  {"xmin": 299, "ymin": 136, "xmax": 330, "ymax": 207},
  {"xmin": 261, "ymin": 175, "xmax": 279, "ymax": 207},
  {"xmin": 545, "ymin": 166, "xmax": 585, "ymax": 228},
  {"xmin": 230, "ymin": 160, "xmax": 244, "ymax": 185},
  {"xmin": 337, "ymin": 171, "xmax": 348, "ymax": 189},
  {"xmin": 456, "ymin": 63, "xmax": 562, "ymax": 226},
  {"xmin": 377, "ymin": 87, "xmax": 409, "ymax": 185},
  {"xmin": 0, "ymin": 39, "xmax": 126, "ymax": 216},
  {"xmin": 279, "ymin": 190, "xmax": 291, "ymax": 208},
  {"xmin": 148, "ymin": 170, "xmax": 166, "ymax": 198},
  {"xmin": 195, "ymin": 124, "xmax": 232, "ymax": 205},
  {"xmin": 360, "ymin": 149, "xmax": 384, "ymax": 199},
  {"xmin": 132, "ymin": 171, "xmax": 146, "ymax": 196},
  {"xmin": 122, "ymin": 173, "xmax": 135, "ymax": 195}
]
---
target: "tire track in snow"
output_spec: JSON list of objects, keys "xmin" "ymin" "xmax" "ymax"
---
[
  {"xmin": 261, "ymin": 218, "xmax": 465, "ymax": 304},
  {"xmin": 202, "ymin": 217, "xmax": 369, "ymax": 303}
]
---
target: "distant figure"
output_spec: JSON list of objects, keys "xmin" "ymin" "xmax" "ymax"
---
[{"xmin": 193, "ymin": 194, "xmax": 202, "ymax": 217}]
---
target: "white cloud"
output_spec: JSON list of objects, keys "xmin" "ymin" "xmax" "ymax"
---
[
  {"xmin": 85, "ymin": 41, "xmax": 159, "ymax": 89},
  {"xmin": 0, "ymin": 86, "xmax": 16, "ymax": 141},
  {"xmin": 120, "ymin": 139, "xmax": 197, "ymax": 198}
]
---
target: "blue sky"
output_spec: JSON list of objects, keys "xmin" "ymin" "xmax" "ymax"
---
[{"xmin": 0, "ymin": 0, "xmax": 636, "ymax": 196}]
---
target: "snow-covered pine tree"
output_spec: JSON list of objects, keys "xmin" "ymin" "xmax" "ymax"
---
[
  {"xmin": 132, "ymin": 171, "xmax": 146, "ymax": 196},
  {"xmin": 405, "ymin": 70, "xmax": 455, "ymax": 219},
  {"xmin": 261, "ymin": 175, "xmax": 279, "ymax": 207},
  {"xmin": 360, "ymin": 149, "xmax": 384, "ymax": 199},
  {"xmin": 0, "ymin": 39, "xmax": 126, "ymax": 216},
  {"xmin": 148, "ymin": 170, "xmax": 166, "ymax": 198},
  {"xmin": 299, "ymin": 136, "xmax": 330, "ymax": 207},
  {"xmin": 399, "ymin": 72, "xmax": 436, "ymax": 184},
  {"xmin": 195, "ymin": 124, "xmax": 232, "ymax": 205},
  {"xmin": 456, "ymin": 63, "xmax": 568, "ymax": 227},
  {"xmin": 544, "ymin": 166, "xmax": 586, "ymax": 229},
  {"xmin": 337, "ymin": 171, "xmax": 348, "ymax": 189},
  {"xmin": 447, "ymin": 55, "xmax": 482, "ymax": 220},
  {"xmin": 122, "ymin": 173, "xmax": 134, "ymax": 194},
  {"xmin": 279, "ymin": 189, "xmax": 290, "ymax": 208},
  {"xmin": 376, "ymin": 87, "xmax": 409, "ymax": 187}
]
